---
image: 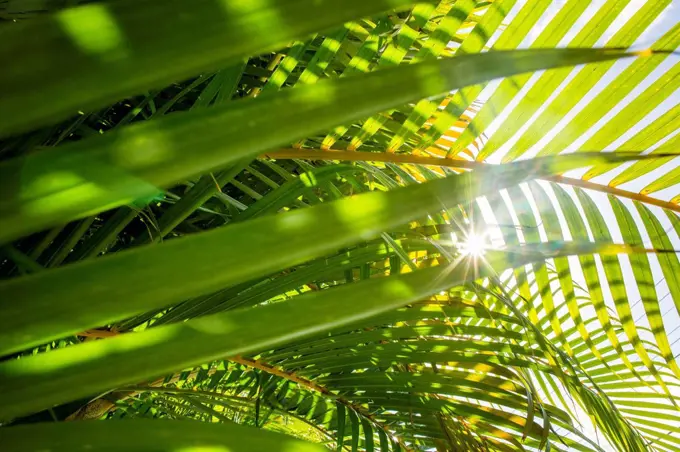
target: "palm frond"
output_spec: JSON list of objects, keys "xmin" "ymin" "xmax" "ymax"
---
[{"xmin": 1, "ymin": 1, "xmax": 679, "ymax": 451}]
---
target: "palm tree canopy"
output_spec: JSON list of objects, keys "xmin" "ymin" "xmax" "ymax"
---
[{"xmin": 0, "ymin": 1, "xmax": 679, "ymax": 451}]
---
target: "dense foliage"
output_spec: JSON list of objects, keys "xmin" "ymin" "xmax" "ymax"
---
[{"xmin": 1, "ymin": 1, "xmax": 679, "ymax": 451}]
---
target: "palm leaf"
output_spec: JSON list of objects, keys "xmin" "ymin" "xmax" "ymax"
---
[
  {"xmin": 1, "ymin": 1, "xmax": 680, "ymax": 451},
  {"xmin": 0, "ymin": 418, "xmax": 327, "ymax": 452}
]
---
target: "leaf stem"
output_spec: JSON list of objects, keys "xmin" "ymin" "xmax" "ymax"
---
[{"xmin": 262, "ymin": 148, "xmax": 680, "ymax": 214}]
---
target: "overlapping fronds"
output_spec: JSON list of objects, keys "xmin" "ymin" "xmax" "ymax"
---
[{"xmin": 1, "ymin": 1, "xmax": 679, "ymax": 451}]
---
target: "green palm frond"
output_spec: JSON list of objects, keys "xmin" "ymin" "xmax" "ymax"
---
[{"xmin": 1, "ymin": 0, "xmax": 679, "ymax": 451}]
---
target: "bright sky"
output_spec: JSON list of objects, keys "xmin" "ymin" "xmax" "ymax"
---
[{"xmin": 462, "ymin": 1, "xmax": 680, "ymax": 449}]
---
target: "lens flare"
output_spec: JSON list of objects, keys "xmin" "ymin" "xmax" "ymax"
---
[{"xmin": 459, "ymin": 231, "xmax": 487, "ymax": 257}]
